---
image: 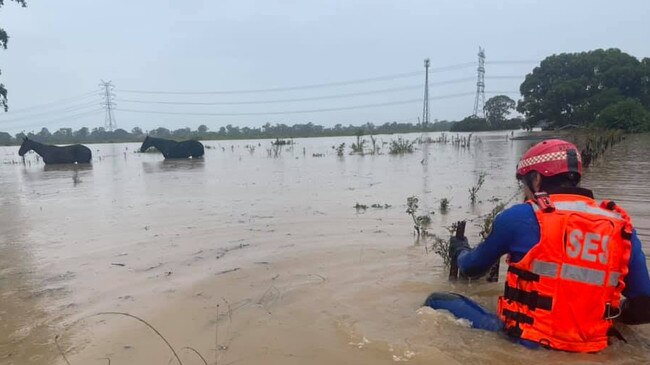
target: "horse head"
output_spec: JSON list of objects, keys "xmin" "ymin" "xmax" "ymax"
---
[
  {"xmin": 18, "ymin": 137, "xmax": 31, "ymax": 156},
  {"xmin": 140, "ymin": 136, "xmax": 152, "ymax": 152}
]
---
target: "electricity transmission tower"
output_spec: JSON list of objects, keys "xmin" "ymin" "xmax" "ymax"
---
[
  {"xmin": 472, "ymin": 47, "xmax": 486, "ymax": 118},
  {"xmin": 422, "ymin": 58, "xmax": 430, "ymax": 127},
  {"xmin": 100, "ymin": 80, "xmax": 117, "ymax": 131}
]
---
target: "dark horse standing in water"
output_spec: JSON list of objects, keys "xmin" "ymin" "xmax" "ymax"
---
[
  {"xmin": 140, "ymin": 136, "xmax": 204, "ymax": 159},
  {"xmin": 18, "ymin": 137, "xmax": 92, "ymax": 164}
]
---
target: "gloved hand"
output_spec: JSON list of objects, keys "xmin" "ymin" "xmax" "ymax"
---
[{"xmin": 449, "ymin": 236, "xmax": 470, "ymax": 263}]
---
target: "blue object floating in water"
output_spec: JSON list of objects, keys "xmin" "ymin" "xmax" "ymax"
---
[{"xmin": 424, "ymin": 291, "xmax": 503, "ymax": 332}]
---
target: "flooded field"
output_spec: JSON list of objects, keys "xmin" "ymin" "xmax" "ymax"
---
[{"xmin": 1, "ymin": 131, "xmax": 649, "ymax": 365}]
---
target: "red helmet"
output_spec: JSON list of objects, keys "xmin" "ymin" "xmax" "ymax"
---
[{"xmin": 516, "ymin": 139, "xmax": 582, "ymax": 178}]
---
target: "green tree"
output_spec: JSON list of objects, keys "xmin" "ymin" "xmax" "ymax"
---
[
  {"xmin": 131, "ymin": 127, "xmax": 143, "ymax": 136},
  {"xmin": 37, "ymin": 127, "xmax": 51, "ymax": 138},
  {"xmin": 518, "ymin": 49, "xmax": 646, "ymax": 129},
  {"xmin": 484, "ymin": 95, "xmax": 515, "ymax": 127},
  {"xmin": 197, "ymin": 124, "xmax": 208, "ymax": 134},
  {"xmin": 0, "ymin": 0, "xmax": 27, "ymax": 112},
  {"xmin": 172, "ymin": 127, "xmax": 191, "ymax": 139},
  {"xmin": 74, "ymin": 127, "xmax": 89, "ymax": 139},
  {"xmin": 150, "ymin": 127, "xmax": 171, "ymax": 137},
  {"xmin": 641, "ymin": 57, "xmax": 650, "ymax": 108},
  {"xmin": 450, "ymin": 116, "xmax": 489, "ymax": 132},
  {"xmin": 595, "ymin": 99, "xmax": 650, "ymax": 132},
  {"xmin": 0, "ymin": 131, "xmax": 11, "ymax": 144},
  {"xmin": 112, "ymin": 128, "xmax": 130, "ymax": 140}
]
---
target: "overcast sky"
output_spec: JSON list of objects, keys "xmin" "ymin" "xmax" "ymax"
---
[{"xmin": 0, "ymin": 0, "xmax": 648, "ymax": 134}]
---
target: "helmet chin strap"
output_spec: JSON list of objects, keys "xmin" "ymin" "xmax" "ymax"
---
[
  {"xmin": 523, "ymin": 173, "xmax": 555, "ymax": 212},
  {"xmin": 523, "ymin": 173, "xmax": 538, "ymax": 194}
]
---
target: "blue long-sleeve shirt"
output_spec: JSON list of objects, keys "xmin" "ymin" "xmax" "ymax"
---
[{"xmin": 458, "ymin": 200, "xmax": 650, "ymax": 299}]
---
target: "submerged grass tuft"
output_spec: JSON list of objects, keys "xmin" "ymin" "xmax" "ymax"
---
[{"xmin": 389, "ymin": 138, "xmax": 414, "ymax": 154}]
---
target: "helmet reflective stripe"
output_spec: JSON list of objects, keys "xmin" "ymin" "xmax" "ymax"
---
[
  {"xmin": 517, "ymin": 150, "xmax": 583, "ymax": 170},
  {"xmin": 518, "ymin": 151, "xmax": 568, "ymax": 170}
]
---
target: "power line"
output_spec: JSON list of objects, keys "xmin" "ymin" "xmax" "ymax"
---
[
  {"xmin": 114, "ymin": 77, "xmax": 477, "ymax": 106},
  {"xmin": 485, "ymin": 90, "xmax": 520, "ymax": 94},
  {"xmin": 116, "ymin": 85, "xmax": 422, "ymax": 105},
  {"xmin": 118, "ymin": 62, "xmax": 479, "ymax": 95},
  {"xmin": 487, "ymin": 60, "xmax": 539, "ymax": 64},
  {"xmin": 0, "ymin": 101, "xmax": 102, "ymax": 122},
  {"xmin": 4, "ymin": 91, "xmax": 99, "ymax": 114},
  {"xmin": 115, "ymin": 92, "xmax": 478, "ymax": 117},
  {"xmin": 120, "ymin": 71, "xmax": 420, "ymax": 95},
  {"xmin": 486, "ymin": 75, "xmax": 523, "ymax": 79},
  {"xmin": 1, "ymin": 109, "xmax": 103, "ymax": 130}
]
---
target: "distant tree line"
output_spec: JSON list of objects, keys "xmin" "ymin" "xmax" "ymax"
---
[
  {"xmin": 0, "ymin": 121, "xmax": 465, "ymax": 146},
  {"xmin": 1, "ymin": 94, "xmax": 528, "ymax": 146}
]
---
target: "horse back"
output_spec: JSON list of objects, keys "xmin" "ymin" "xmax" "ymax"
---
[
  {"xmin": 185, "ymin": 140, "xmax": 204, "ymax": 157},
  {"xmin": 168, "ymin": 140, "xmax": 204, "ymax": 158},
  {"xmin": 73, "ymin": 144, "xmax": 92, "ymax": 163}
]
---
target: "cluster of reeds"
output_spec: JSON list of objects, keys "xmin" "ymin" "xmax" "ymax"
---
[
  {"xmin": 369, "ymin": 135, "xmax": 380, "ymax": 154},
  {"xmin": 580, "ymin": 129, "xmax": 625, "ymax": 167},
  {"xmin": 350, "ymin": 135, "xmax": 366, "ymax": 154},
  {"xmin": 389, "ymin": 137, "xmax": 415, "ymax": 154},
  {"xmin": 266, "ymin": 143, "xmax": 282, "ymax": 158},
  {"xmin": 418, "ymin": 133, "xmax": 449, "ymax": 144},
  {"xmin": 451, "ymin": 133, "xmax": 473, "ymax": 149}
]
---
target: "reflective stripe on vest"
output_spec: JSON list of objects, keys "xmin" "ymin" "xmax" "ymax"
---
[
  {"xmin": 530, "ymin": 259, "xmax": 620, "ymax": 287},
  {"xmin": 561, "ymin": 264, "xmax": 605, "ymax": 286},
  {"xmin": 532, "ymin": 201, "xmax": 622, "ymax": 220},
  {"xmin": 532, "ymin": 260, "xmax": 558, "ymax": 278},
  {"xmin": 609, "ymin": 272, "xmax": 621, "ymax": 287}
]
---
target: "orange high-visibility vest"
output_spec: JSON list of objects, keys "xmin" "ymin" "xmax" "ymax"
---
[{"xmin": 497, "ymin": 193, "xmax": 633, "ymax": 352}]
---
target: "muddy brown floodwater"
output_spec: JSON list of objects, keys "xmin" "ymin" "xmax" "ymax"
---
[{"xmin": 0, "ymin": 131, "xmax": 649, "ymax": 365}]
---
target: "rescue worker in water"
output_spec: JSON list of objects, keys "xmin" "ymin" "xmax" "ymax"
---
[{"xmin": 450, "ymin": 139, "xmax": 650, "ymax": 352}]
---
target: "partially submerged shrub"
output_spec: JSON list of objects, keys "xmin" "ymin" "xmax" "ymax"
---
[
  {"xmin": 354, "ymin": 202, "xmax": 368, "ymax": 211},
  {"xmin": 439, "ymin": 198, "xmax": 450, "ymax": 213},
  {"xmin": 468, "ymin": 172, "xmax": 486, "ymax": 203},
  {"xmin": 406, "ymin": 195, "xmax": 433, "ymax": 236},
  {"xmin": 389, "ymin": 138, "xmax": 414, "ymax": 154},
  {"xmin": 351, "ymin": 135, "xmax": 366, "ymax": 154},
  {"xmin": 428, "ymin": 234, "xmax": 452, "ymax": 267},
  {"xmin": 336, "ymin": 143, "xmax": 346, "ymax": 157},
  {"xmin": 479, "ymin": 202, "xmax": 506, "ymax": 240}
]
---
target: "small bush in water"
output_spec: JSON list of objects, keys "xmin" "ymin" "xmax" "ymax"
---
[
  {"xmin": 439, "ymin": 198, "xmax": 450, "ymax": 213},
  {"xmin": 389, "ymin": 138, "xmax": 414, "ymax": 154},
  {"xmin": 468, "ymin": 172, "xmax": 486, "ymax": 204},
  {"xmin": 336, "ymin": 143, "xmax": 346, "ymax": 157},
  {"xmin": 406, "ymin": 195, "xmax": 432, "ymax": 236}
]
